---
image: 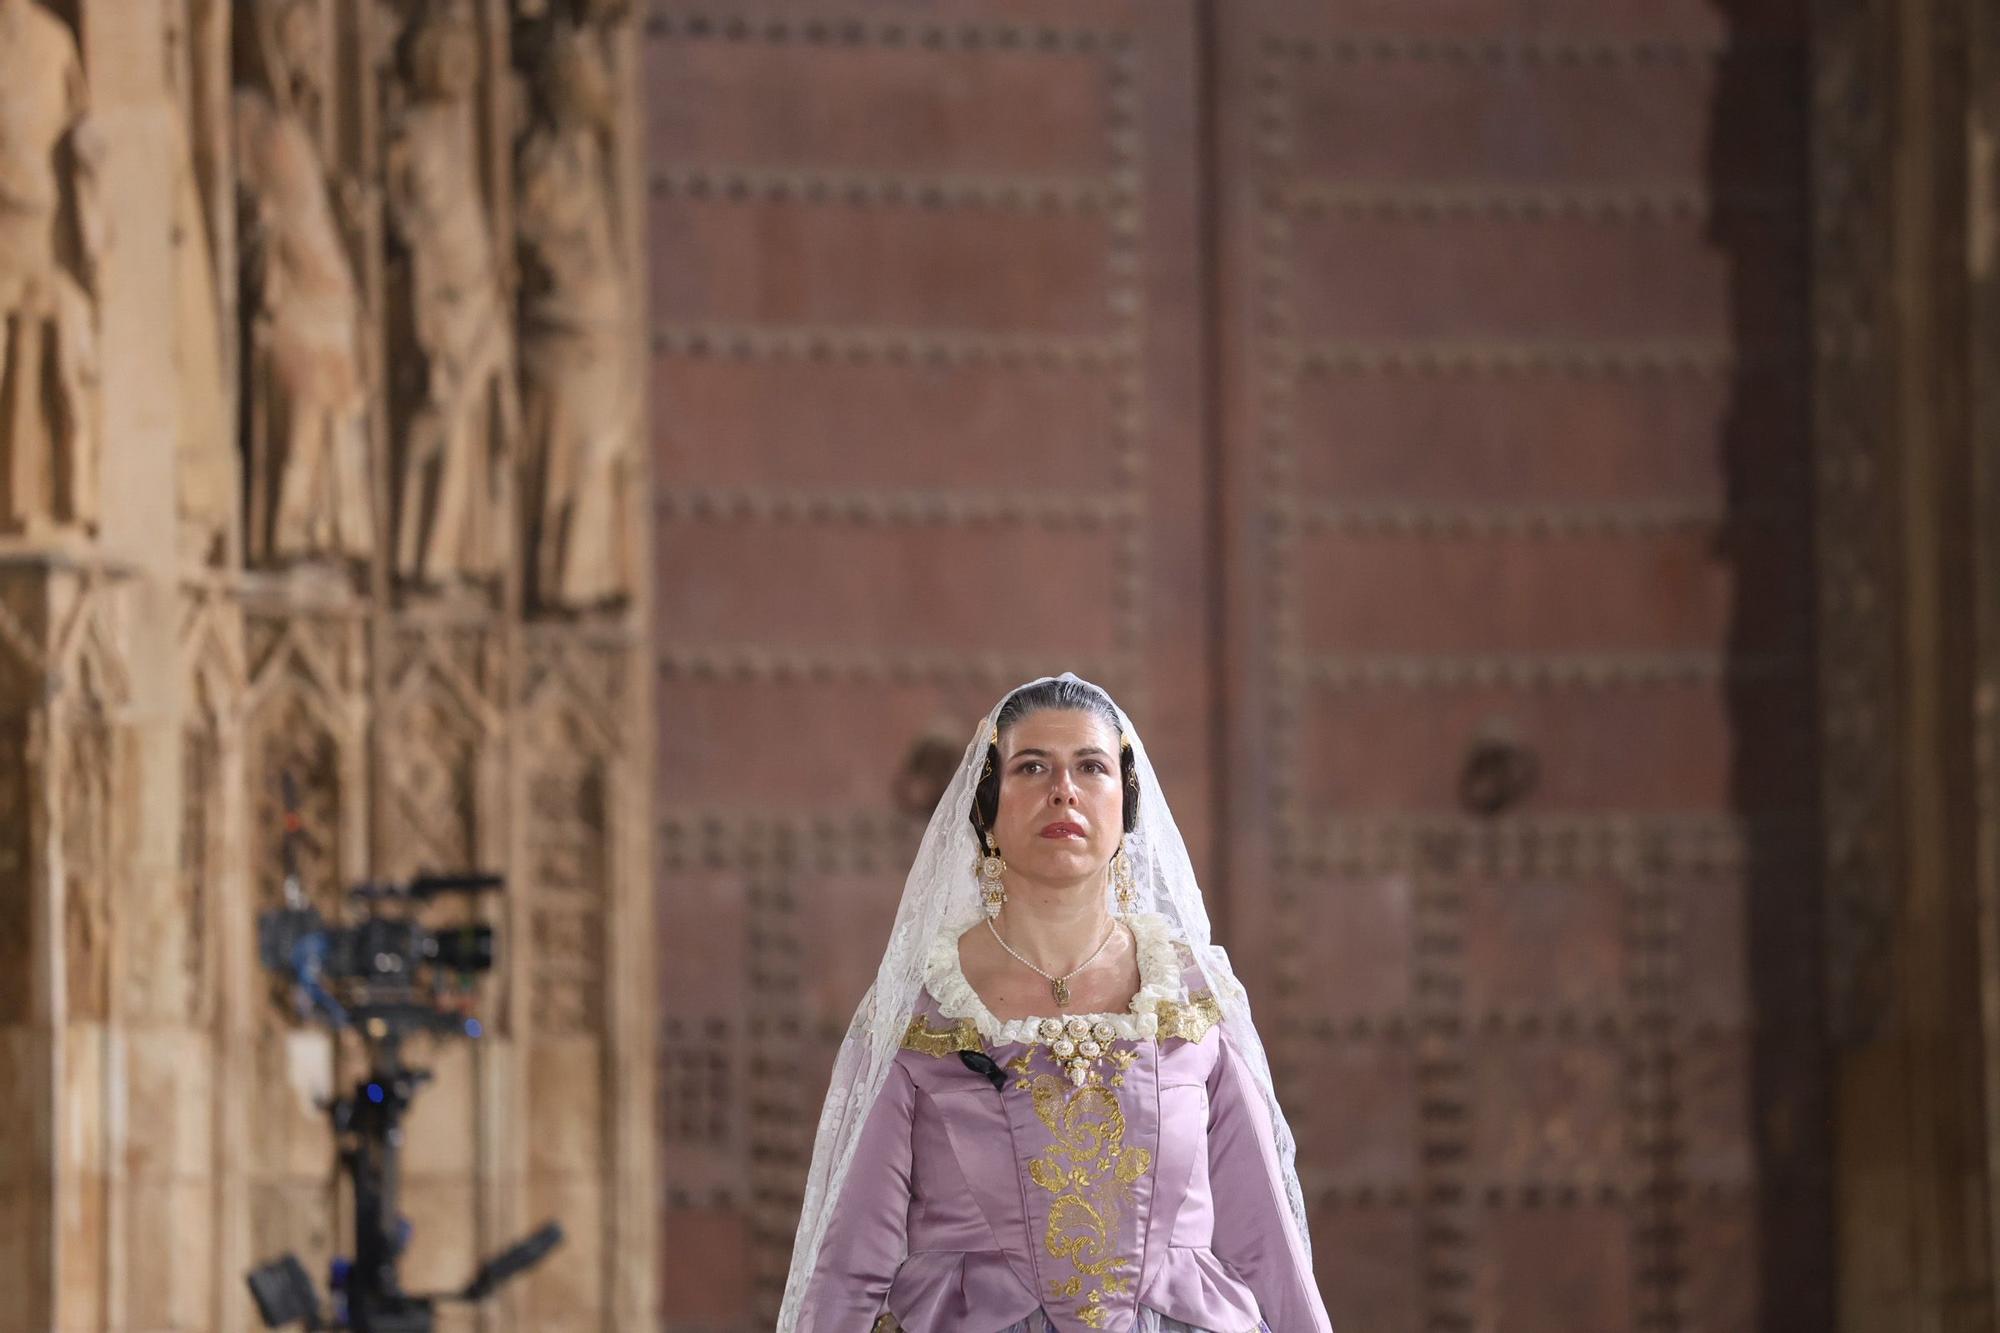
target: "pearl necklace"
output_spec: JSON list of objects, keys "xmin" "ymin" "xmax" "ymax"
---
[{"xmin": 986, "ymin": 916, "xmax": 1122, "ymax": 1008}]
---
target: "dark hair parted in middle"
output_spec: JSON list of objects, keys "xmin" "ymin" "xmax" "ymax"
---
[{"xmin": 969, "ymin": 678, "xmax": 1139, "ymax": 844}]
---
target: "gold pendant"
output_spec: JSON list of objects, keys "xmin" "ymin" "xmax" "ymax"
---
[{"xmin": 1052, "ymin": 977, "xmax": 1070, "ymax": 1007}]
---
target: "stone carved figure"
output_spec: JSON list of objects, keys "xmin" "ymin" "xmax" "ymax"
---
[
  {"xmin": 387, "ymin": 4, "xmax": 516, "ymax": 587},
  {"xmin": 237, "ymin": 0, "xmax": 374, "ymax": 564},
  {"xmin": 0, "ymin": 0, "xmax": 102, "ymax": 538},
  {"xmin": 516, "ymin": 23, "xmax": 634, "ymax": 609}
]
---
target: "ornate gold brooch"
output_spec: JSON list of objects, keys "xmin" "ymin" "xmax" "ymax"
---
[{"xmin": 1032, "ymin": 1015, "xmax": 1125, "ymax": 1086}]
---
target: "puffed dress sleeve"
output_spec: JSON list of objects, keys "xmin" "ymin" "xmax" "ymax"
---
[
  {"xmin": 795, "ymin": 1061, "xmax": 916, "ymax": 1333},
  {"xmin": 1206, "ymin": 1022, "xmax": 1334, "ymax": 1333}
]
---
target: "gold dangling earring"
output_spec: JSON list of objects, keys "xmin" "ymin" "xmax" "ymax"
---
[
  {"xmin": 1112, "ymin": 840, "xmax": 1137, "ymax": 916},
  {"xmin": 978, "ymin": 831, "xmax": 1008, "ymax": 918}
]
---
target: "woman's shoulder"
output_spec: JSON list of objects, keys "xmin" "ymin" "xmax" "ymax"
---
[
  {"xmin": 897, "ymin": 985, "xmax": 982, "ymax": 1056},
  {"xmin": 1134, "ymin": 915, "xmax": 1205, "ymax": 984},
  {"xmin": 1160, "ymin": 926, "xmax": 1255, "ymax": 995},
  {"xmin": 1133, "ymin": 911, "xmax": 1227, "ymax": 970}
]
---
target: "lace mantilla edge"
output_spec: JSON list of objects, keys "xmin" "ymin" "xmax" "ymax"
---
[
  {"xmin": 904, "ymin": 912, "xmax": 1224, "ymax": 1055},
  {"xmin": 924, "ymin": 911, "xmax": 1185, "ymax": 1044}
]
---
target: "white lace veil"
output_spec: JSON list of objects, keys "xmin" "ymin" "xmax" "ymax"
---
[{"xmin": 777, "ymin": 672, "xmax": 1309, "ymax": 1330}]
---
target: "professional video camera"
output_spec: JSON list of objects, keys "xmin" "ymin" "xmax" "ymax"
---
[{"xmin": 246, "ymin": 776, "xmax": 562, "ymax": 1332}]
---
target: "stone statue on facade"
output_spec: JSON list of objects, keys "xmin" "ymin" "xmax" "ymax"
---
[
  {"xmin": 0, "ymin": 0, "xmax": 103, "ymax": 539},
  {"xmin": 388, "ymin": 3, "xmax": 517, "ymax": 589},
  {"xmin": 237, "ymin": 0, "xmax": 375, "ymax": 565},
  {"xmin": 516, "ymin": 21, "xmax": 633, "ymax": 610}
]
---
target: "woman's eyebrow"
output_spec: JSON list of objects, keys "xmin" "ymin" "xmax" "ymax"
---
[{"xmin": 1009, "ymin": 746, "xmax": 1108, "ymax": 761}]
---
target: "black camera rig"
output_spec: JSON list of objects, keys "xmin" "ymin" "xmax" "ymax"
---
[{"xmin": 245, "ymin": 776, "xmax": 562, "ymax": 1331}]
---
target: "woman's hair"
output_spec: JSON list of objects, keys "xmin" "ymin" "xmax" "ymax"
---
[{"xmin": 969, "ymin": 678, "xmax": 1140, "ymax": 843}]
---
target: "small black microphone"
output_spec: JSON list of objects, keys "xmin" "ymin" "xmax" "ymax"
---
[{"xmin": 958, "ymin": 1050, "xmax": 1007, "ymax": 1092}]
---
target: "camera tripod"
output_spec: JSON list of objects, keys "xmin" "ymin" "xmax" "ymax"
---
[{"xmin": 248, "ymin": 1011, "xmax": 562, "ymax": 1331}]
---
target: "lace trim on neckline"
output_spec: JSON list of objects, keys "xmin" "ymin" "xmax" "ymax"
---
[{"xmin": 925, "ymin": 911, "xmax": 1184, "ymax": 1043}]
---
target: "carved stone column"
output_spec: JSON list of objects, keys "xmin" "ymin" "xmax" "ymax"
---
[
  {"xmin": 505, "ymin": 5, "xmax": 656, "ymax": 1328},
  {"xmin": 0, "ymin": 562, "xmax": 135, "ymax": 1328},
  {"xmin": 1814, "ymin": 0, "xmax": 2000, "ymax": 1324},
  {"xmin": 0, "ymin": 2, "xmax": 244, "ymax": 1327},
  {"xmin": 1972, "ymin": 0, "xmax": 2000, "ymax": 1312}
]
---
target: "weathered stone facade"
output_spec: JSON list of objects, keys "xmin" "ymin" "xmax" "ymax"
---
[{"xmin": 0, "ymin": 2, "xmax": 654, "ymax": 1328}]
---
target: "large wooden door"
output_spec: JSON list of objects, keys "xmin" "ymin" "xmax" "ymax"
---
[
  {"xmin": 647, "ymin": 2, "xmax": 1825, "ymax": 1329},
  {"xmin": 1211, "ymin": 2, "xmax": 1822, "ymax": 1331},
  {"xmin": 644, "ymin": 4, "xmax": 1211, "ymax": 1326}
]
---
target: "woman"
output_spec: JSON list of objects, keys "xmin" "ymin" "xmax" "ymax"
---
[{"xmin": 782, "ymin": 674, "xmax": 1333, "ymax": 1333}]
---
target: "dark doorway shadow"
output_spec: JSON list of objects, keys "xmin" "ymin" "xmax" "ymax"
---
[{"xmin": 1706, "ymin": 5, "xmax": 1835, "ymax": 1329}]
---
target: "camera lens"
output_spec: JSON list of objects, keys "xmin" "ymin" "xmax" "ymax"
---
[{"xmin": 429, "ymin": 923, "xmax": 495, "ymax": 973}]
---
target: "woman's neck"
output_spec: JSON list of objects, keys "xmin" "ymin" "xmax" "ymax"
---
[{"xmin": 992, "ymin": 874, "xmax": 1116, "ymax": 974}]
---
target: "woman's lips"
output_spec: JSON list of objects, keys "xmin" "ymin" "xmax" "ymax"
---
[{"xmin": 1040, "ymin": 823, "xmax": 1086, "ymax": 838}]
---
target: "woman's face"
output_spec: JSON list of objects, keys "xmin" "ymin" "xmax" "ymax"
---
[{"xmin": 990, "ymin": 708, "xmax": 1123, "ymax": 888}]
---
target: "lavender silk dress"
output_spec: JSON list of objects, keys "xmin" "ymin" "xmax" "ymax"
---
[{"xmin": 796, "ymin": 918, "xmax": 1333, "ymax": 1333}]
